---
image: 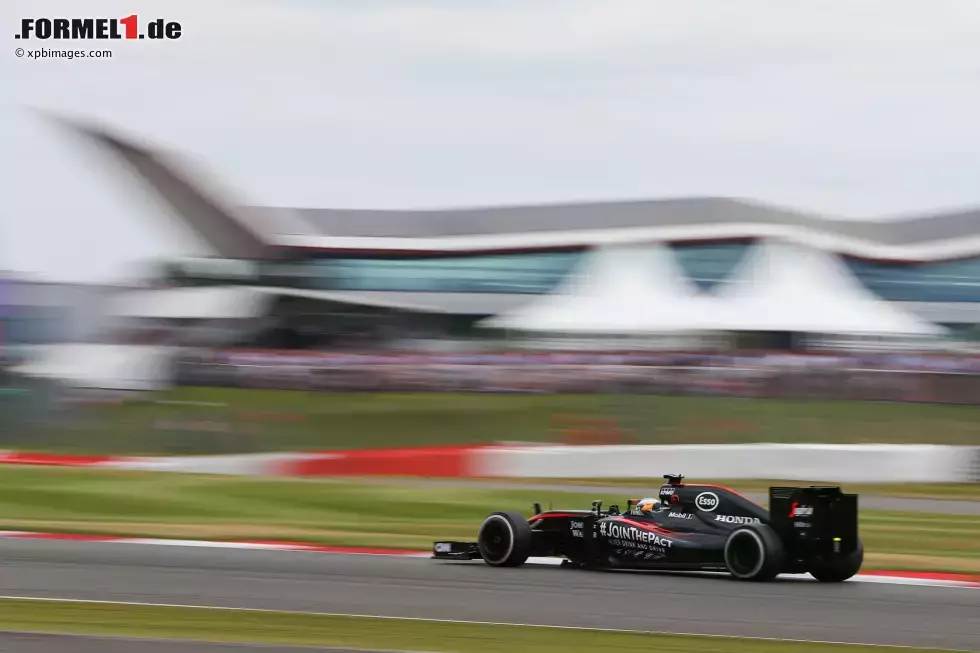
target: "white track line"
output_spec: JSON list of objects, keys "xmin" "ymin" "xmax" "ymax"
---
[{"xmin": 0, "ymin": 595, "xmax": 971, "ymax": 651}]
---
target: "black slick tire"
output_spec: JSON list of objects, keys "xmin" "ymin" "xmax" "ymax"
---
[
  {"xmin": 477, "ymin": 511, "xmax": 532, "ymax": 567},
  {"xmin": 809, "ymin": 538, "xmax": 864, "ymax": 582},
  {"xmin": 723, "ymin": 523, "xmax": 784, "ymax": 581}
]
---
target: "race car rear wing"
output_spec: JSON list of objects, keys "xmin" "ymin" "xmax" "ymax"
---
[{"xmin": 768, "ymin": 485, "xmax": 859, "ymax": 558}]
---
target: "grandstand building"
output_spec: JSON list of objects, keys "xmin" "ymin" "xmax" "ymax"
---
[{"xmin": 65, "ymin": 120, "xmax": 980, "ymax": 347}]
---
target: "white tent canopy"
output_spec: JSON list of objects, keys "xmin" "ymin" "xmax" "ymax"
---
[
  {"xmin": 109, "ymin": 286, "xmax": 272, "ymax": 320},
  {"xmin": 711, "ymin": 239, "xmax": 946, "ymax": 336},
  {"xmin": 478, "ymin": 243, "xmax": 721, "ymax": 334},
  {"xmin": 12, "ymin": 344, "xmax": 176, "ymax": 390}
]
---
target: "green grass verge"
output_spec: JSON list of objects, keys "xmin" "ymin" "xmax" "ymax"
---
[
  {"xmin": 20, "ymin": 388, "xmax": 980, "ymax": 455},
  {"xmin": 0, "ymin": 599, "xmax": 955, "ymax": 652},
  {"xmin": 1, "ymin": 466, "xmax": 977, "ymax": 574}
]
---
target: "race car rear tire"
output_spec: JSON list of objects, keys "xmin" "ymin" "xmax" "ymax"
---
[
  {"xmin": 723, "ymin": 523, "xmax": 784, "ymax": 582},
  {"xmin": 809, "ymin": 537, "xmax": 864, "ymax": 582},
  {"xmin": 477, "ymin": 511, "xmax": 532, "ymax": 567}
]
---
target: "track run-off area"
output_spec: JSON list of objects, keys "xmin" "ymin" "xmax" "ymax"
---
[{"xmin": 0, "ymin": 536, "xmax": 978, "ymax": 651}]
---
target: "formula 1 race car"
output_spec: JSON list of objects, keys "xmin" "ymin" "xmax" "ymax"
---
[{"xmin": 432, "ymin": 474, "xmax": 863, "ymax": 582}]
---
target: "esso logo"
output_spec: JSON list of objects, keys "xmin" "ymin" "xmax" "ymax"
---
[{"xmin": 695, "ymin": 492, "xmax": 719, "ymax": 512}]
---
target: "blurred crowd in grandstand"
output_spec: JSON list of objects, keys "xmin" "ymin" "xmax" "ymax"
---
[{"xmin": 175, "ymin": 348, "xmax": 980, "ymax": 405}]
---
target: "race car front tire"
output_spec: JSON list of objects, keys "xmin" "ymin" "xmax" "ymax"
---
[
  {"xmin": 723, "ymin": 523, "xmax": 784, "ymax": 581},
  {"xmin": 477, "ymin": 511, "xmax": 532, "ymax": 567},
  {"xmin": 809, "ymin": 537, "xmax": 864, "ymax": 582}
]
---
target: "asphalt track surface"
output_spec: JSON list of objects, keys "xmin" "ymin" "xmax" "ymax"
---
[{"xmin": 2, "ymin": 540, "xmax": 979, "ymax": 651}]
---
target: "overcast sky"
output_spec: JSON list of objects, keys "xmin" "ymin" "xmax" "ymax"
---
[{"xmin": 3, "ymin": 0, "xmax": 980, "ymax": 283}]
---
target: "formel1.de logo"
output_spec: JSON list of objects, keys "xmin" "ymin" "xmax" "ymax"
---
[{"xmin": 16, "ymin": 16, "xmax": 182, "ymax": 41}]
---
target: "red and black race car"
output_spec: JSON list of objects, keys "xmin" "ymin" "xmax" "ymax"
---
[{"xmin": 432, "ymin": 474, "xmax": 863, "ymax": 582}]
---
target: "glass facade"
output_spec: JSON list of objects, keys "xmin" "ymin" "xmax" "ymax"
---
[
  {"xmin": 304, "ymin": 252, "xmax": 582, "ymax": 294},
  {"xmin": 177, "ymin": 245, "xmax": 980, "ymax": 304},
  {"xmin": 297, "ymin": 245, "xmax": 756, "ymax": 295},
  {"xmin": 843, "ymin": 257, "xmax": 980, "ymax": 303},
  {"xmin": 297, "ymin": 244, "xmax": 756, "ymax": 295},
  {"xmin": 671, "ymin": 243, "xmax": 751, "ymax": 290},
  {"xmin": 671, "ymin": 245, "xmax": 980, "ymax": 302}
]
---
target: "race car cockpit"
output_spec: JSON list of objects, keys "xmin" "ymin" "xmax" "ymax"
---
[
  {"xmin": 636, "ymin": 497, "xmax": 663, "ymax": 515},
  {"xmin": 625, "ymin": 496, "xmax": 666, "ymax": 517}
]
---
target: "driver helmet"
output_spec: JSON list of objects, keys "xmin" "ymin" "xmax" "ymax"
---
[{"xmin": 636, "ymin": 497, "xmax": 661, "ymax": 515}]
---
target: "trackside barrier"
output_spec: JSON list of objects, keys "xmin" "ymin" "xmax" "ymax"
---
[
  {"xmin": 0, "ymin": 450, "xmax": 318, "ymax": 475},
  {"xmin": 0, "ymin": 452, "xmax": 118, "ymax": 466},
  {"xmin": 471, "ymin": 444, "xmax": 978, "ymax": 483},
  {"xmin": 1, "ymin": 445, "xmax": 977, "ymax": 482},
  {"xmin": 100, "ymin": 452, "xmax": 317, "ymax": 476},
  {"xmin": 284, "ymin": 445, "xmax": 478, "ymax": 478},
  {"xmin": 0, "ymin": 446, "xmax": 480, "ymax": 478}
]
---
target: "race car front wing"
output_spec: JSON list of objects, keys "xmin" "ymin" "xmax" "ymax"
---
[{"xmin": 432, "ymin": 540, "xmax": 482, "ymax": 560}]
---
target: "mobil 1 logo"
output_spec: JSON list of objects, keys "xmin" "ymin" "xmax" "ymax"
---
[{"xmin": 694, "ymin": 491, "xmax": 719, "ymax": 512}]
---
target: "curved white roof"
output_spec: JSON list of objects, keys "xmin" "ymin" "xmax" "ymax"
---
[
  {"xmin": 275, "ymin": 224, "xmax": 980, "ymax": 262},
  {"xmin": 61, "ymin": 118, "xmax": 980, "ymax": 263}
]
